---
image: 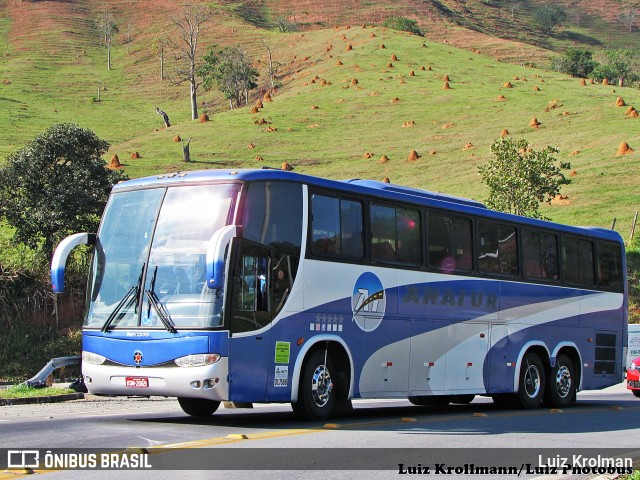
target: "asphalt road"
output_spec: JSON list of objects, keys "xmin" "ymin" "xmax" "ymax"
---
[{"xmin": 1, "ymin": 383, "xmax": 639, "ymax": 479}]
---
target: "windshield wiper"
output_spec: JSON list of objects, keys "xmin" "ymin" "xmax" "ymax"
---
[
  {"xmin": 101, "ymin": 264, "xmax": 145, "ymax": 332},
  {"xmin": 146, "ymin": 289, "xmax": 177, "ymax": 333},
  {"xmin": 145, "ymin": 266, "xmax": 177, "ymax": 333}
]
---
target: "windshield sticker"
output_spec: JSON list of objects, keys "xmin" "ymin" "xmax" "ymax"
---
[
  {"xmin": 274, "ymin": 365, "xmax": 288, "ymax": 387},
  {"xmin": 274, "ymin": 341, "xmax": 290, "ymax": 364},
  {"xmin": 352, "ymin": 272, "xmax": 386, "ymax": 332}
]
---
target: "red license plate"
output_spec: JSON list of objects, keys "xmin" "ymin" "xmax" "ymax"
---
[{"xmin": 126, "ymin": 377, "xmax": 149, "ymax": 388}]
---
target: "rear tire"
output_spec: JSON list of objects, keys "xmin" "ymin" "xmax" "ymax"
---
[
  {"xmin": 514, "ymin": 352, "xmax": 545, "ymax": 409},
  {"xmin": 543, "ymin": 354, "xmax": 576, "ymax": 408},
  {"xmin": 292, "ymin": 349, "xmax": 336, "ymax": 420},
  {"xmin": 177, "ymin": 397, "xmax": 220, "ymax": 417}
]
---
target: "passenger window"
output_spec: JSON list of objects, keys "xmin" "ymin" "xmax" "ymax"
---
[
  {"xmin": 562, "ymin": 237, "xmax": 594, "ymax": 286},
  {"xmin": 477, "ymin": 222, "xmax": 518, "ymax": 276},
  {"xmin": 370, "ymin": 204, "xmax": 421, "ymax": 265},
  {"xmin": 311, "ymin": 194, "xmax": 363, "ymax": 258},
  {"xmin": 523, "ymin": 229, "xmax": 558, "ymax": 280},
  {"xmin": 597, "ymin": 242, "xmax": 623, "ymax": 292},
  {"xmin": 428, "ymin": 214, "xmax": 472, "ymax": 272}
]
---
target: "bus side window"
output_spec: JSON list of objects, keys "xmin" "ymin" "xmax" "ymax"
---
[{"xmin": 597, "ymin": 242, "xmax": 623, "ymax": 292}]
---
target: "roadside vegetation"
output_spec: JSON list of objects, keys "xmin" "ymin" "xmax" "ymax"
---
[{"xmin": 0, "ymin": 384, "xmax": 75, "ymax": 399}]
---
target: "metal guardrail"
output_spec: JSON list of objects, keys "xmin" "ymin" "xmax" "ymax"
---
[{"xmin": 20, "ymin": 356, "xmax": 81, "ymax": 388}]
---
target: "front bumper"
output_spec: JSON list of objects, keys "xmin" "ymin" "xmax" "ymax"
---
[
  {"xmin": 626, "ymin": 368, "xmax": 640, "ymax": 391},
  {"xmin": 83, "ymin": 357, "xmax": 229, "ymax": 400}
]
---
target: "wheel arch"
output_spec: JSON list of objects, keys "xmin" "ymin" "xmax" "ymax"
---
[
  {"xmin": 513, "ymin": 341, "xmax": 550, "ymax": 392},
  {"xmin": 290, "ymin": 335, "xmax": 354, "ymax": 403},
  {"xmin": 552, "ymin": 342, "xmax": 583, "ymax": 391}
]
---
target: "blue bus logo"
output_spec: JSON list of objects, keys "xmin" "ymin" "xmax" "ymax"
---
[{"xmin": 351, "ymin": 272, "xmax": 386, "ymax": 332}]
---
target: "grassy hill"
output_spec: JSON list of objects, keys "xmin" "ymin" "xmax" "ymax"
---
[{"xmin": 0, "ymin": 0, "xmax": 639, "ymax": 237}]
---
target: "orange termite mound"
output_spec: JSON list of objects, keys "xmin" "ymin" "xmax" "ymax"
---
[
  {"xmin": 131, "ymin": 152, "xmax": 140, "ymax": 159},
  {"xmin": 382, "ymin": 177, "xmax": 391, "ymax": 183},
  {"xmin": 579, "ymin": 78, "xmax": 586, "ymax": 86},
  {"xmin": 263, "ymin": 92, "xmax": 273, "ymax": 102},
  {"xmin": 351, "ymin": 78, "xmax": 359, "ymax": 85},
  {"xmin": 390, "ymin": 97, "xmax": 400, "ymax": 104},
  {"xmin": 409, "ymin": 70, "xmax": 415, "ymax": 76},
  {"xmin": 616, "ymin": 141, "xmax": 633, "ymax": 156},
  {"xmin": 530, "ymin": 117, "xmax": 540, "ymax": 128},
  {"xmin": 379, "ymin": 155, "xmax": 389, "ymax": 164},
  {"xmin": 443, "ymin": 74, "xmax": 450, "ymax": 81},
  {"xmin": 390, "ymin": 54, "xmax": 398, "ymax": 61},
  {"xmin": 500, "ymin": 129, "xmax": 509, "ymax": 137},
  {"xmin": 533, "ymin": 86, "xmax": 540, "ymax": 91},
  {"xmin": 173, "ymin": 135, "xmax": 181, "ymax": 142},
  {"xmin": 281, "ymin": 162, "xmax": 293, "ymax": 171},
  {"xmin": 255, "ymin": 99, "xmax": 263, "ymax": 109},
  {"xmin": 199, "ymin": 113, "xmax": 209, "ymax": 122},
  {"xmin": 109, "ymin": 154, "xmax": 122, "ymax": 168},
  {"xmin": 495, "ymin": 95, "xmax": 507, "ymax": 101},
  {"xmin": 615, "ymin": 97, "xmax": 626, "ymax": 107},
  {"xmin": 442, "ymin": 82, "xmax": 451, "ymax": 90},
  {"xmin": 346, "ymin": 44, "xmax": 353, "ymax": 51},
  {"xmin": 503, "ymin": 82, "xmax": 513, "ymax": 88},
  {"xmin": 407, "ymin": 150, "xmax": 420, "ymax": 162}
]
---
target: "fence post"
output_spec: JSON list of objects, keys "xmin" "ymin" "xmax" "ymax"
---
[{"xmin": 631, "ymin": 211, "xmax": 638, "ymax": 243}]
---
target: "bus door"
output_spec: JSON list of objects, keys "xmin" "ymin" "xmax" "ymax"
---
[{"xmin": 227, "ymin": 239, "xmax": 273, "ymax": 402}]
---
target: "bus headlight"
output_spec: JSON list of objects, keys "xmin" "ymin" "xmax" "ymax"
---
[
  {"xmin": 175, "ymin": 353, "xmax": 221, "ymax": 367},
  {"xmin": 82, "ymin": 351, "xmax": 106, "ymax": 365}
]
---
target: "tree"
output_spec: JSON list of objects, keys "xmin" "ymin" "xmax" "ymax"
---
[
  {"xmin": 168, "ymin": 4, "xmax": 212, "ymax": 120},
  {"xmin": 591, "ymin": 49, "xmax": 638, "ymax": 86},
  {"xmin": 550, "ymin": 48, "xmax": 597, "ymax": 78},
  {"xmin": 200, "ymin": 45, "xmax": 259, "ymax": 109},
  {"xmin": 533, "ymin": 4, "xmax": 566, "ymax": 35},
  {"xmin": 0, "ymin": 124, "xmax": 127, "ymax": 257},
  {"xmin": 382, "ymin": 16, "xmax": 424, "ymax": 36},
  {"xmin": 96, "ymin": 6, "xmax": 118, "ymax": 70},
  {"xmin": 151, "ymin": 34, "xmax": 169, "ymax": 80},
  {"xmin": 478, "ymin": 138, "xmax": 570, "ymax": 220},
  {"xmin": 261, "ymin": 39, "xmax": 280, "ymax": 89},
  {"xmin": 619, "ymin": 8, "xmax": 638, "ymax": 33}
]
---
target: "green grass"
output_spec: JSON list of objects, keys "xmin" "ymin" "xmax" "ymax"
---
[{"xmin": 0, "ymin": 384, "xmax": 75, "ymax": 399}]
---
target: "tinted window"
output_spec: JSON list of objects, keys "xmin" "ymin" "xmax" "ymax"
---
[
  {"xmin": 427, "ymin": 214, "xmax": 472, "ymax": 272},
  {"xmin": 370, "ymin": 204, "xmax": 421, "ymax": 264},
  {"xmin": 562, "ymin": 237, "xmax": 594, "ymax": 286},
  {"xmin": 597, "ymin": 242, "xmax": 623, "ymax": 292},
  {"xmin": 243, "ymin": 182, "xmax": 303, "ymax": 252},
  {"xmin": 478, "ymin": 222, "xmax": 518, "ymax": 276},
  {"xmin": 311, "ymin": 195, "xmax": 363, "ymax": 257},
  {"xmin": 522, "ymin": 229, "xmax": 559, "ymax": 281}
]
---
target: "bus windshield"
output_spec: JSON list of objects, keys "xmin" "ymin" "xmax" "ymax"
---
[{"xmin": 85, "ymin": 183, "xmax": 240, "ymax": 329}]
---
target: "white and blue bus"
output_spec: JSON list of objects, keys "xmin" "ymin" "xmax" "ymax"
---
[{"xmin": 51, "ymin": 169, "xmax": 627, "ymax": 420}]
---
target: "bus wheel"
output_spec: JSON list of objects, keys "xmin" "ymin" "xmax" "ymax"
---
[
  {"xmin": 292, "ymin": 349, "xmax": 335, "ymax": 420},
  {"xmin": 177, "ymin": 397, "xmax": 220, "ymax": 417},
  {"xmin": 544, "ymin": 354, "xmax": 575, "ymax": 408},
  {"xmin": 633, "ymin": 390, "xmax": 640, "ymax": 399},
  {"xmin": 514, "ymin": 352, "xmax": 545, "ymax": 409},
  {"xmin": 450, "ymin": 394, "xmax": 475, "ymax": 404}
]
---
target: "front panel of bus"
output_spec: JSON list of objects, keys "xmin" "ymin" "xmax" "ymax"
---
[{"xmin": 80, "ymin": 178, "xmax": 306, "ymax": 403}]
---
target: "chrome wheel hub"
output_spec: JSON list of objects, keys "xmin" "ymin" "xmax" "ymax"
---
[
  {"xmin": 555, "ymin": 366, "xmax": 572, "ymax": 398},
  {"xmin": 311, "ymin": 364, "xmax": 333, "ymax": 408}
]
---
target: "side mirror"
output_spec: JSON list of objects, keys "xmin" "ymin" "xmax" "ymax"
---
[
  {"xmin": 205, "ymin": 225, "xmax": 237, "ymax": 289},
  {"xmin": 51, "ymin": 233, "xmax": 96, "ymax": 293}
]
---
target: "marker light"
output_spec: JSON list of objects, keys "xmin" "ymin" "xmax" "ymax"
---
[
  {"xmin": 175, "ymin": 353, "xmax": 221, "ymax": 367},
  {"xmin": 82, "ymin": 351, "xmax": 106, "ymax": 365}
]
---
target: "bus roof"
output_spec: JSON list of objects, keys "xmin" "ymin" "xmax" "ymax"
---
[{"xmin": 112, "ymin": 168, "xmax": 624, "ymax": 244}]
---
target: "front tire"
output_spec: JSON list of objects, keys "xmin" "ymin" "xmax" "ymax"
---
[
  {"xmin": 177, "ymin": 397, "xmax": 220, "ymax": 417},
  {"xmin": 543, "ymin": 354, "xmax": 576, "ymax": 408},
  {"xmin": 292, "ymin": 349, "xmax": 336, "ymax": 420},
  {"xmin": 514, "ymin": 352, "xmax": 545, "ymax": 409}
]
